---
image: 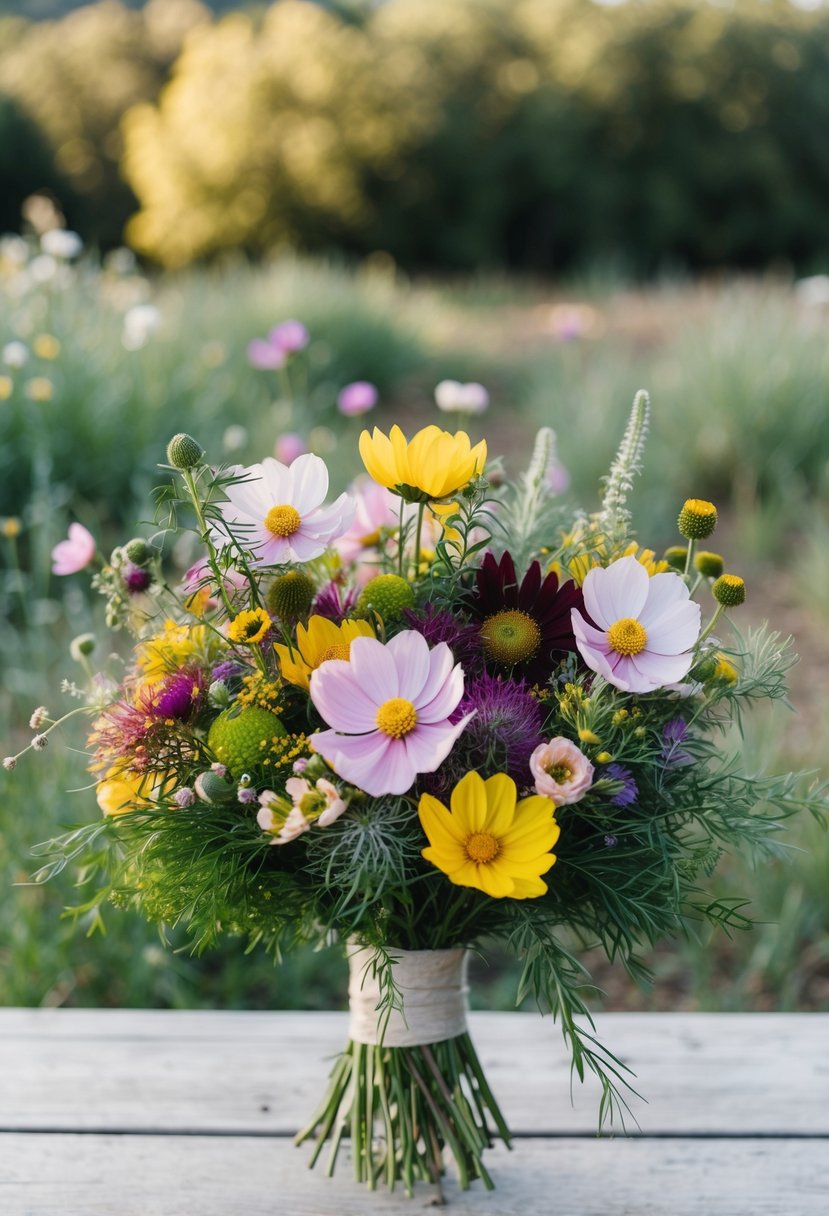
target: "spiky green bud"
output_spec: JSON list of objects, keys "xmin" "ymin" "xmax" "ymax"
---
[
  {"xmin": 354, "ymin": 574, "xmax": 415, "ymax": 623},
  {"xmin": 124, "ymin": 538, "xmax": 153, "ymax": 567},
  {"xmin": 694, "ymin": 550, "xmax": 724, "ymax": 579},
  {"xmin": 266, "ymin": 571, "xmax": 316, "ymax": 622},
  {"xmin": 678, "ymin": 498, "xmax": 717, "ymax": 540},
  {"xmin": 712, "ymin": 574, "xmax": 745, "ymax": 607},
  {"xmin": 166, "ymin": 433, "xmax": 203, "ymax": 470}
]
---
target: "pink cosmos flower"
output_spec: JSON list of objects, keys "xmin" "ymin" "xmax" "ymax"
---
[
  {"xmin": 274, "ymin": 432, "xmax": 307, "ymax": 464},
  {"xmin": 212, "ymin": 453, "xmax": 354, "ymax": 568},
  {"xmin": 337, "ymin": 381, "xmax": 378, "ymax": 417},
  {"xmin": 333, "ymin": 477, "xmax": 398, "ymax": 567},
  {"xmin": 51, "ymin": 522, "xmax": 95, "ymax": 575},
  {"xmin": 571, "ymin": 555, "xmax": 701, "ymax": 694},
  {"xmin": 530, "ymin": 738, "xmax": 594, "ymax": 806},
  {"xmin": 310, "ymin": 631, "xmax": 473, "ymax": 797}
]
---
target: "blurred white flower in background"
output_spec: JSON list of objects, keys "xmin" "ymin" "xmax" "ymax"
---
[
  {"xmin": 434, "ymin": 379, "xmax": 490, "ymax": 414},
  {"xmin": 222, "ymin": 425, "xmax": 249, "ymax": 453},
  {"xmin": 28, "ymin": 255, "xmax": 58, "ymax": 284},
  {"xmin": 40, "ymin": 229, "xmax": 83, "ymax": 260},
  {"xmin": 123, "ymin": 303, "xmax": 162, "ymax": 350},
  {"xmin": 2, "ymin": 341, "xmax": 28, "ymax": 368},
  {"xmin": 795, "ymin": 275, "xmax": 829, "ymax": 308}
]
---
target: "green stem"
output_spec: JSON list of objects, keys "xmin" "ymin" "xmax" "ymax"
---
[
  {"xmin": 182, "ymin": 468, "xmax": 235, "ymax": 620},
  {"xmin": 698, "ymin": 603, "xmax": 726, "ymax": 646}
]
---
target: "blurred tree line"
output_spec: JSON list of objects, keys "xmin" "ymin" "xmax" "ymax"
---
[{"xmin": 2, "ymin": 0, "xmax": 829, "ymax": 273}]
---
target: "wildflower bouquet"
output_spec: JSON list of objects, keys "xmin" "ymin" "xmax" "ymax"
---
[{"xmin": 8, "ymin": 392, "xmax": 823, "ymax": 1198}]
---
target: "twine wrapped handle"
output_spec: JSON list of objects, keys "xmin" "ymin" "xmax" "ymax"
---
[{"xmin": 347, "ymin": 945, "xmax": 469, "ymax": 1047}]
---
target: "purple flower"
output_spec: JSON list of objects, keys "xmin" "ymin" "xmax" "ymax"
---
[
  {"xmin": 422, "ymin": 670, "xmax": 543, "ymax": 799},
  {"xmin": 211, "ymin": 660, "xmax": 243, "ymax": 684},
  {"xmin": 123, "ymin": 563, "xmax": 152, "ymax": 594},
  {"xmin": 337, "ymin": 381, "xmax": 378, "ymax": 417},
  {"xmin": 603, "ymin": 763, "xmax": 638, "ymax": 808},
  {"xmin": 403, "ymin": 604, "xmax": 482, "ymax": 672},
  {"xmin": 174, "ymin": 787, "xmax": 196, "ymax": 808},
  {"xmin": 661, "ymin": 719, "xmax": 695, "ymax": 768},
  {"xmin": 146, "ymin": 670, "xmax": 204, "ymax": 720},
  {"xmin": 312, "ymin": 579, "xmax": 358, "ymax": 623},
  {"xmin": 238, "ymin": 786, "xmax": 259, "ymax": 805},
  {"xmin": 604, "ymin": 834, "xmax": 618, "ymax": 848}
]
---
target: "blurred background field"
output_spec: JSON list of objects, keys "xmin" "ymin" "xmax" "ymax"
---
[{"xmin": 1, "ymin": 0, "xmax": 828, "ymax": 1015}]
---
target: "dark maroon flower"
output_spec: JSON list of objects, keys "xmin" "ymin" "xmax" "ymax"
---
[{"xmin": 471, "ymin": 550, "xmax": 584, "ymax": 682}]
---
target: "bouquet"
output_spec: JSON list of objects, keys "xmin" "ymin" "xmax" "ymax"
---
[{"xmin": 6, "ymin": 391, "xmax": 824, "ymax": 1199}]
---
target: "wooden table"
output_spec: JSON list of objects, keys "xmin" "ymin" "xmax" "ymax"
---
[{"xmin": 1, "ymin": 1009, "xmax": 826, "ymax": 1214}]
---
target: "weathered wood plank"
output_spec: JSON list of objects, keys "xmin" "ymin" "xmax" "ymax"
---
[
  {"xmin": 1, "ymin": 1134, "xmax": 827, "ymax": 1215},
  {"xmin": 1, "ymin": 1010, "xmax": 826, "ymax": 1136}
]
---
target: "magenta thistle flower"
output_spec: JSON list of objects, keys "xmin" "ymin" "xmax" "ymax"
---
[
  {"xmin": 51, "ymin": 522, "xmax": 95, "ymax": 575},
  {"xmin": 123, "ymin": 563, "xmax": 153, "ymax": 594},
  {"xmin": 424, "ymin": 671, "xmax": 542, "ymax": 798},
  {"xmin": 403, "ymin": 604, "xmax": 482, "ymax": 672},
  {"xmin": 337, "ymin": 381, "xmax": 378, "ymax": 417},
  {"xmin": 312, "ymin": 579, "xmax": 358, "ymax": 623},
  {"xmin": 473, "ymin": 550, "xmax": 584, "ymax": 682},
  {"xmin": 571, "ymin": 556, "xmax": 701, "ymax": 694},
  {"xmin": 309, "ymin": 631, "xmax": 473, "ymax": 796},
  {"xmin": 143, "ymin": 669, "xmax": 204, "ymax": 720}
]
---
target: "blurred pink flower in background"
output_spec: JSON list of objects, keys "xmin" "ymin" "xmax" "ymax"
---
[
  {"xmin": 337, "ymin": 381, "xmax": 378, "ymax": 417},
  {"xmin": 51, "ymin": 523, "xmax": 95, "ymax": 575},
  {"xmin": 247, "ymin": 320, "xmax": 310, "ymax": 369},
  {"xmin": 333, "ymin": 477, "xmax": 398, "ymax": 568},
  {"xmin": 546, "ymin": 302, "xmax": 603, "ymax": 342},
  {"xmin": 274, "ymin": 432, "xmax": 307, "ymax": 463}
]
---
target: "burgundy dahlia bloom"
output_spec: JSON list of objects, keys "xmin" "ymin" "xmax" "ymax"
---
[{"xmin": 472, "ymin": 550, "xmax": 584, "ymax": 683}]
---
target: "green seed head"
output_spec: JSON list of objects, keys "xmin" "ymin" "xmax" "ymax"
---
[
  {"xmin": 712, "ymin": 574, "xmax": 746, "ymax": 608},
  {"xmin": 266, "ymin": 571, "xmax": 316, "ymax": 622},
  {"xmin": 166, "ymin": 433, "xmax": 204, "ymax": 470},
  {"xmin": 354, "ymin": 574, "xmax": 415, "ymax": 623}
]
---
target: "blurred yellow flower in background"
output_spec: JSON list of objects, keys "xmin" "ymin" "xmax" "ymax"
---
[
  {"xmin": 33, "ymin": 334, "xmax": 61, "ymax": 360},
  {"xmin": 25, "ymin": 377, "xmax": 53, "ymax": 402}
]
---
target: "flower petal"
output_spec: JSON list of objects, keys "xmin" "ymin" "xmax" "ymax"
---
[
  {"xmin": 348, "ymin": 635, "xmax": 398, "ymax": 703},
  {"xmin": 386, "ymin": 630, "xmax": 431, "ymax": 701},
  {"xmin": 287, "ymin": 452, "xmax": 328, "ymax": 514},
  {"xmin": 583, "ymin": 555, "xmax": 649, "ymax": 629},
  {"xmin": 482, "ymin": 773, "xmax": 518, "ymax": 837},
  {"xmin": 310, "ymin": 663, "xmax": 379, "ymax": 731}
]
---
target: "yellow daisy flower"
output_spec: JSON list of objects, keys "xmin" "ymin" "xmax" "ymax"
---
[
  {"xmin": 136, "ymin": 620, "xmax": 219, "ymax": 681},
  {"xmin": 227, "ymin": 607, "xmax": 272, "ymax": 645},
  {"xmin": 418, "ymin": 770, "xmax": 560, "ymax": 899},
  {"xmin": 274, "ymin": 614, "xmax": 375, "ymax": 691},
  {"xmin": 359, "ymin": 424, "xmax": 487, "ymax": 502}
]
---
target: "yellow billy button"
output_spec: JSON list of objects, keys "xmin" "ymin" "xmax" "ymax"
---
[{"xmin": 480, "ymin": 609, "xmax": 541, "ymax": 665}]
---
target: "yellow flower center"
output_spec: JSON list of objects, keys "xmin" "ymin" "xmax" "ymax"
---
[
  {"xmin": 606, "ymin": 617, "xmax": 648, "ymax": 657},
  {"xmin": 319, "ymin": 643, "xmax": 352, "ymax": 663},
  {"xmin": 465, "ymin": 832, "xmax": 501, "ymax": 864},
  {"xmin": 546, "ymin": 763, "xmax": 572, "ymax": 784},
  {"xmin": 375, "ymin": 697, "xmax": 418, "ymax": 738},
  {"xmin": 265, "ymin": 504, "xmax": 301, "ymax": 537},
  {"xmin": 480, "ymin": 610, "xmax": 541, "ymax": 665}
]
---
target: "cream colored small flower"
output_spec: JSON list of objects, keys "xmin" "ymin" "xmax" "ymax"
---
[
  {"xmin": 530, "ymin": 737, "xmax": 594, "ymax": 807},
  {"xmin": 285, "ymin": 775, "xmax": 347, "ymax": 827}
]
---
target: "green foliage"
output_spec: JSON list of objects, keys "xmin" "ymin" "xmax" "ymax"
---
[{"xmin": 116, "ymin": 0, "xmax": 829, "ymax": 273}]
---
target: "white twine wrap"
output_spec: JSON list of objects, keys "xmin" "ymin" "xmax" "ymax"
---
[{"xmin": 347, "ymin": 946, "xmax": 469, "ymax": 1047}]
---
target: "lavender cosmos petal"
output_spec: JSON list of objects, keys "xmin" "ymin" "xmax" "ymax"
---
[
  {"xmin": 415, "ymin": 662, "xmax": 465, "ymax": 722},
  {"xmin": 643, "ymin": 601, "xmax": 701, "ymax": 654},
  {"xmin": 310, "ymin": 663, "xmax": 379, "ymax": 732},
  {"xmin": 286, "ymin": 531, "xmax": 330, "ymax": 562},
  {"xmin": 412, "ymin": 641, "xmax": 456, "ymax": 709},
  {"xmin": 404, "ymin": 714, "xmax": 475, "ymax": 775},
  {"xmin": 607, "ymin": 656, "xmax": 651, "ymax": 693},
  {"xmin": 310, "ymin": 731, "xmax": 397, "ymax": 795},
  {"xmin": 571, "ymin": 610, "xmax": 611, "ymax": 651},
  {"xmin": 247, "ymin": 533, "xmax": 292, "ymax": 567},
  {"xmin": 585, "ymin": 555, "xmax": 649, "ymax": 628},
  {"xmin": 258, "ymin": 457, "xmax": 293, "ymax": 504},
  {"xmin": 348, "ymin": 635, "xmax": 399, "ymax": 702},
  {"xmin": 629, "ymin": 648, "xmax": 694, "ymax": 687},
  {"xmin": 307, "ymin": 493, "xmax": 357, "ymax": 540},
  {"xmin": 638, "ymin": 571, "xmax": 690, "ymax": 627},
  {"xmin": 287, "ymin": 453, "xmax": 328, "ymax": 514},
  {"xmin": 573, "ymin": 617, "xmax": 621, "ymax": 685},
  {"xmin": 386, "ymin": 630, "xmax": 431, "ymax": 701}
]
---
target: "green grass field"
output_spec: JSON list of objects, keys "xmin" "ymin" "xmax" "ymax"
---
[{"xmin": 2, "ymin": 248, "xmax": 827, "ymax": 1012}]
